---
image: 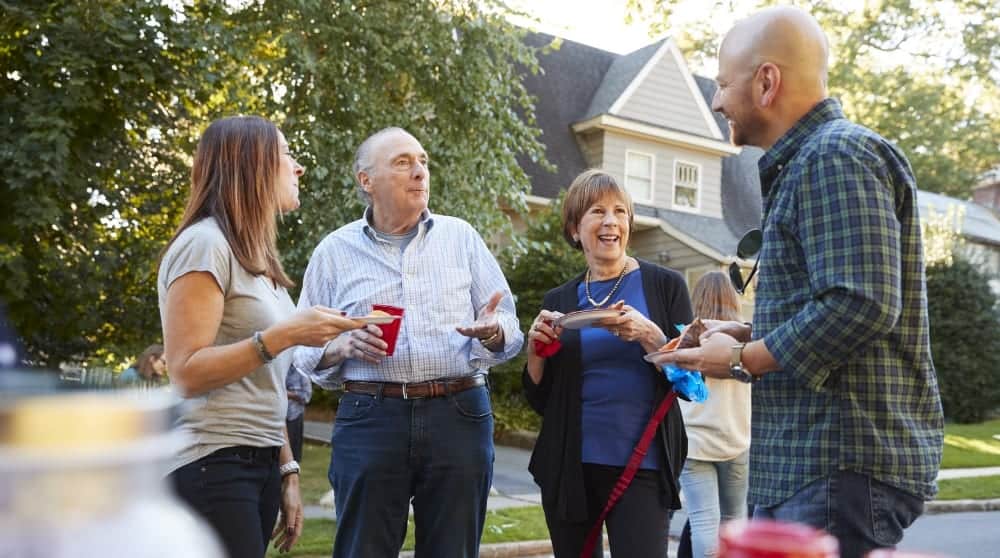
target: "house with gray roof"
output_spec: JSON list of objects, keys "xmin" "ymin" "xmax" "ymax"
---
[
  {"xmin": 514, "ymin": 32, "xmax": 1000, "ymax": 305},
  {"xmin": 515, "ymin": 33, "xmax": 763, "ymax": 314}
]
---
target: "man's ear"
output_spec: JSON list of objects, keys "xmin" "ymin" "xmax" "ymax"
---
[
  {"xmin": 756, "ymin": 62, "xmax": 781, "ymax": 108},
  {"xmin": 358, "ymin": 170, "xmax": 372, "ymax": 192}
]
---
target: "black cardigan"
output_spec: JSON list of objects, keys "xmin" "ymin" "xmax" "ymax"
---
[{"xmin": 522, "ymin": 259, "xmax": 692, "ymax": 522}]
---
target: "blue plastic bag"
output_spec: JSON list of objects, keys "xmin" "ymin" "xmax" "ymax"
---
[{"xmin": 662, "ymin": 323, "xmax": 709, "ymax": 402}]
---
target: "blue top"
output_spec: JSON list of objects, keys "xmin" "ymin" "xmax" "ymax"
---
[{"xmin": 579, "ymin": 269, "xmax": 662, "ymax": 470}]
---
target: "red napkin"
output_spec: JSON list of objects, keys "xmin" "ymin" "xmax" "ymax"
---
[{"xmin": 533, "ymin": 339, "xmax": 562, "ymax": 357}]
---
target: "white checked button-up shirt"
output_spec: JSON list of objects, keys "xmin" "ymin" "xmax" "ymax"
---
[{"xmin": 293, "ymin": 209, "xmax": 523, "ymax": 388}]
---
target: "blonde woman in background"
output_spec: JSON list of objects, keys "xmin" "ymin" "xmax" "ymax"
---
[{"xmin": 678, "ymin": 271, "xmax": 751, "ymax": 558}]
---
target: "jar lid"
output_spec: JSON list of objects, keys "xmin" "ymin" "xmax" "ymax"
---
[{"xmin": 719, "ymin": 519, "xmax": 839, "ymax": 558}]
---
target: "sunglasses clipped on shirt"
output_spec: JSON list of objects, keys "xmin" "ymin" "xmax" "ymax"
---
[{"xmin": 729, "ymin": 228, "xmax": 761, "ymax": 295}]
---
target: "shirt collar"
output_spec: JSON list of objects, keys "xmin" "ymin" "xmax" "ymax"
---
[
  {"xmin": 362, "ymin": 207, "xmax": 434, "ymax": 243},
  {"xmin": 758, "ymin": 98, "xmax": 845, "ymax": 194}
]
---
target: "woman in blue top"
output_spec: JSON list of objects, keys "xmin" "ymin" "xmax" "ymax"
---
[{"xmin": 524, "ymin": 169, "xmax": 692, "ymax": 557}]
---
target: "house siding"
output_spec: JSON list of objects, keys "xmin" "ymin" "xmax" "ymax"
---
[
  {"xmin": 615, "ymin": 49, "xmax": 715, "ymax": 139},
  {"xmin": 577, "ymin": 131, "xmax": 604, "ymax": 169},
  {"xmin": 600, "ymin": 132, "xmax": 723, "ymax": 219},
  {"xmin": 630, "ymin": 228, "xmax": 717, "ymax": 273}
]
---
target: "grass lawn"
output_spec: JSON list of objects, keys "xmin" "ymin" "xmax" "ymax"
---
[
  {"xmin": 936, "ymin": 475, "xmax": 1000, "ymax": 500},
  {"xmin": 942, "ymin": 418, "xmax": 1000, "ymax": 468},
  {"xmin": 266, "ymin": 506, "xmax": 548, "ymax": 558},
  {"xmin": 298, "ymin": 443, "xmax": 334, "ymax": 506}
]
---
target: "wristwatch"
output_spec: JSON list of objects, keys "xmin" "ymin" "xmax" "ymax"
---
[{"xmin": 729, "ymin": 343, "xmax": 757, "ymax": 383}]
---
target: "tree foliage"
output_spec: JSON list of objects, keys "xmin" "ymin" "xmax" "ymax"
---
[
  {"xmin": 499, "ymin": 191, "xmax": 586, "ymax": 330},
  {"xmin": 0, "ymin": 0, "xmax": 547, "ymax": 365},
  {"xmin": 926, "ymin": 257, "xmax": 1000, "ymax": 423},
  {"xmin": 625, "ymin": 0, "xmax": 1000, "ymax": 197}
]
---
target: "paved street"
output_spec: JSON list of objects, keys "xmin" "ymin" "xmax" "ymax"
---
[{"xmin": 304, "ymin": 420, "xmax": 1000, "ymax": 556}]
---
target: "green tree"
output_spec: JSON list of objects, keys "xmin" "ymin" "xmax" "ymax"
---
[
  {"xmin": 500, "ymin": 191, "xmax": 586, "ymax": 330},
  {"xmin": 926, "ymin": 257, "xmax": 1000, "ymax": 423},
  {"xmin": 0, "ymin": 1, "xmax": 240, "ymax": 367},
  {"xmin": 625, "ymin": 0, "xmax": 1000, "ymax": 197},
  {"xmin": 1, "ymin": 0, "xmax": 547, "ymax": 366},
  {"xmin": 229, "ymin": 0, "xmax": 548, "ymax": 286}
]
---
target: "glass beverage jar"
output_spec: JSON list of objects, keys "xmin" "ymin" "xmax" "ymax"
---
[{"xmin": 0, "ymin": 377, "xmax": 224, "ymax": 558}]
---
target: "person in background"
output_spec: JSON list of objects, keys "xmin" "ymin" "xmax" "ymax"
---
[
  {"xmin": 158, "ymin": 115, "xmax": 363, "ymax": 558},
  {"xmin": 650, "ymin": 7, "xmax": 943, "ymax": 557},
  {"xmin": 523, "ymin": 169, "xmax": 691, "ymax": 557},
  {"xmin": 285, "ymin": 365, "xmax": 312, "ymax": 462},
  {"xmin": 294, "ymin": 127, "xmax": 523, "ymax": 558},
  {"xmin": 677, "ymin": 272, "xmax": 750, "ymax": 558},
  {"xmin": 118, "ymin": 343, "xmax": 168, "ymax": 386}
]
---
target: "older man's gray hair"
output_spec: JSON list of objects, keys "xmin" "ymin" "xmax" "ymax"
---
[{"xmin": 352, "ymin": 126, "xmax": 409, "ymax": 204}]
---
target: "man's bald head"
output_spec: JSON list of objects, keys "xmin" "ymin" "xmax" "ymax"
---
[
  {"xmin": 711, "ymin": 6, "xmax": 830, "ymax": 148},
  {"xmin": 720, "ymin": 6, "xmax": 829, "ymax": 94}
]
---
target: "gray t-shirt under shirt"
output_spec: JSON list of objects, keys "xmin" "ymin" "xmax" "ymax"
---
[{"xmin": 158, "ymin": 217, "xmax": 295, "ymax": 473}]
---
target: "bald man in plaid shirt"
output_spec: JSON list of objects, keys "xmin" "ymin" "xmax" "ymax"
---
[{"xmin": 651, "ymin": 7, "xmax": 944, "ymax": 558}]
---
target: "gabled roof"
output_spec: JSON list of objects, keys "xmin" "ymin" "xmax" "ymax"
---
[
  {"xmin": 520, "ymin": 33, "xmax": 762, "ymax": 258},
  {"xmin": 582, "ymin": 39, "xmax": 665, "ymax": 121},
  {"xmin": 518, "ymin": 33, "xmax": 616, "ymax": 199}
]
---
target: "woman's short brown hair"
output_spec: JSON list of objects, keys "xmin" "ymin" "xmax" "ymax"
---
[{"xmin": 561, "ymin": 169, "xmax": 634, "ymax": 250}]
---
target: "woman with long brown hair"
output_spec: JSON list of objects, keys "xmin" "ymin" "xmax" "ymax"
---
[{"xmin": 158, "ymin": 116, "xmax": 362, "ymax": 557}]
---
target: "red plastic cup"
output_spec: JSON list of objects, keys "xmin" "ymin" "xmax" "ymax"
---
[
  {"xmin": 371, "ymin": 304, "xmax": 404, "ymax": 356},
  {"xmin": 719, "ymin": 519, "xmax": 839, "ymax": 558}
]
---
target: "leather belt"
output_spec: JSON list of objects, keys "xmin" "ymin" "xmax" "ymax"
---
[{"xmin": 344, "ymin": 374, "xmax": 486, "ymax": 400}]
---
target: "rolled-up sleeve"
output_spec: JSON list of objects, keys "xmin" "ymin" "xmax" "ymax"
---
[{"xmin": 467, "ymin": 226, "xmax": 524, "ymax": 366}]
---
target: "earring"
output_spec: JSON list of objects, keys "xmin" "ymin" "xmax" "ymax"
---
[{"xmin": 572, "ymin": 235, "xmax": 579, "ymax": 242}]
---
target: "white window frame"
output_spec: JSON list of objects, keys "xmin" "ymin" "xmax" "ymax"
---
[
  {"xmin": 672, "ymin": 159, "xmax": 702, "ymax": 213},
  {"xmin": 624, "ymin": 150, "xmax": 655, "ymax": 204}
]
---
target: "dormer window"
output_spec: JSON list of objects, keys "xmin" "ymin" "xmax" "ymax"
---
[
  {"xmin": 625, "ymin": 151, "xmax": 654, "ymax": 203},
  {"xmin": 673, "ymin": 160, "xmax": 700, "ymax": 211}
]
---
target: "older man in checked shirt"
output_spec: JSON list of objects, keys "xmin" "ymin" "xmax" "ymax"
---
[
  {"xmin": 294, "ymin": 127, "xmax": 523, "ymax": 558},
  {"xmin": 651, "ymin": 7, "xmax": 944, "ymax": 558}
]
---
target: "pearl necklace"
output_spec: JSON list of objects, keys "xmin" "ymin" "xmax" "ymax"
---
[{"xmin": 584, "ymin": 262, "xmax": 629, "ymax": 308}]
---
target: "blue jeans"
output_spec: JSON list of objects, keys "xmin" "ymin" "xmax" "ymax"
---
[
  {"xmin": 752, "ymin": 470, "xmax": 925, "ymax": 558},
  {"xmin": 170, "ymin": 446, "xmax": 281, "ymax": 558},
  {"xmin": 329, "ymin": 384, "xmax": 494, "ymax": 558},
  {"xmin": 679, "ymin": 451, "xmax": 749, "ymax": 558}
]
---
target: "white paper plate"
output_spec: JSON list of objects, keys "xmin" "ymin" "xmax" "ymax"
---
[{"xmin": 555, "ymin": 309, "xmax": 623, "ymax": 330}]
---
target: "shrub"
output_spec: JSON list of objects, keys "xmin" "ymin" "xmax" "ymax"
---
[{"xmin": 926, "ymin": 257, "xmax": 1000, "ymax": 423}]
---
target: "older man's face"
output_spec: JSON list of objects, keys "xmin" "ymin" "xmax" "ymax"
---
[{"xmin": 364, "ymin": 131, "xmax": 430, "ymax": 222}]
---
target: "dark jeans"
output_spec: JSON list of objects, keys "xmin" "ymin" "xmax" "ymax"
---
[
  {"xmin": 329, "ymin": 384, "xmax": 494, "ymax": 558},
  {"xmin": 544, "ymin": 463, "xmax": 671, "ymax": 558},
  {"xmin": 287, "ymin": 415, "xmax": 304, "ymax": 462},
  {"xmin": 170, "ymin": 446, "xmax": 282, "ymax": 558},
  {"xmin": 753, "ymin": 470, "xmax": 925, "ymax": 558}
]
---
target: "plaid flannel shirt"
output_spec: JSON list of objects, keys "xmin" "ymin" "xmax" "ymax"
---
[{"xmin": 750, "ymin": 98, "xmax": 944, "ymax": 506}]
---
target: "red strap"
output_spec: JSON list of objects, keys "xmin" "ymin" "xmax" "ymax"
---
[{"xmin": 580, "ymin": 391, "xmax": 678, "ymax": 558}]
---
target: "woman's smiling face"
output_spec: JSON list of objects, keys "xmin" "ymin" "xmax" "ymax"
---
[{"xmin": 573, "ymin": 192, "xmax": 631, "ymax": 266}]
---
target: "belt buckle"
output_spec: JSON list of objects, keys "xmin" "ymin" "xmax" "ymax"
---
[{"xmin": 401, "ymin": 382, "xmax": 409, "ymax": 400}]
